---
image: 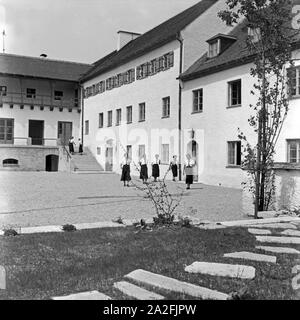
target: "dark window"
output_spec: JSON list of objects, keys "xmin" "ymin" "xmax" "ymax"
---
[
  {"xmin": 193, "ymin": 89, "xmax": 203, "ymax": 113},
  {"xmin": 126, "ymin": 145, "xmax": 132, "ymax": 160},
  {"xmin": 0, "ymin": 118, "xmax": 14, "ymax": 144},
  {"xmin": 107, "ymin": 110, "xmax": 112, "ymax": 127},
  {"xmin": 139, "ymin": 103, "xmax": 146, "ymax": 122},
  {"xmin": 126, "ymin": 106, "xmax": 132, "ymax": 124},
  {"xmin": 116, "ymin": 108, "xmax": 122, "ymax": 126},
  {"xmin": 85, "ymin": 120, "xmax": 89, "ymax": 135},
  {"xmin": 162, "ymin": 97, "xmax": 170, "ymax": 118},
  {"xmin": 228, "ymin": 80, "xmax": 242, "ymax": 107},
  {"xmin": 54, "ymin": 91, "xmax": 63, "ymax": 100},
  {"xmin": 227, "ymin": 141, "xmax": 242, "ymax": 166},
  {"xmin": 26, "ymin": 88, "xmax": 36, "ymax": 98},
  {"xmin": 3, "ymin": 158, "xmax": 18, "ymax": 166},
  {"xmin": 99, "ymin": 113, "xmax": 104, "ymax": 128},
  {"xmin": 0, "ymin": 86, "xmax": 7, "ymax": 96}
]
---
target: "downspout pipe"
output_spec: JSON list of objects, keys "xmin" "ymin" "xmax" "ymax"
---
[
  {"xmin": 176, "ymin": 32, "xmax": 183, "ymax": 181},
  {"xmin": 79, "ymin": 83, "xmax": 84, "ymax": 147}
]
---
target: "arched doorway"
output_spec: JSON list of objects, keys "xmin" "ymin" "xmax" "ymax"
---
[
  {"xmin": 45, "ymin": 155, "xmax": 59, "ymax": 172},
  {"xmin": 187, "ymin": 140, "xmax": 199, "ymax": 182}
]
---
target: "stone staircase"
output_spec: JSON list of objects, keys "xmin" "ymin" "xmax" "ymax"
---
[{"xmin": 71, "ymin": 148, "xmax": 104, "ymax": 173}]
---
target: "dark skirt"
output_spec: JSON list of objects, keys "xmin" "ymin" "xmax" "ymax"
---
[
  {"xmin": 69, "ymin": 142, "xmax": 74, "ymax": 153},
  {"xmin": 140, "ymin": 164, "xmax": 148, "ymax": 180},
  {"xmin": 152, "ymin": 163, "xmax": 160, "ymax": 178},
  {"xmin": 78, "ymin": 144, "xmax": 83, "ymax": 153},
  {"xmin": 121, "ymin": 164, "xmax": 131, "ymax": 181},
  {"xmin": 186, "ymin": 175, "xmax": 193, "ymax": 185},
  {"xmin": 171, "ymin": 164, "xmax": 178, "ymax": 177}
]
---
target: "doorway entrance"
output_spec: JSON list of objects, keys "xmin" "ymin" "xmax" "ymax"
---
[
  {"xmin": 28, "ymin": 120, "xmax": 44, "ymax": 145},
  {"xmin": 45, "ymin": 154, "xmax": 59, "ymax": 172},
  {"xmin": 58, "ymin": 121, "xmax": 72, "ymax": 146},
  {"xmin": 105, "ymin": 147, "xmax": 113, "ymax": 171}
]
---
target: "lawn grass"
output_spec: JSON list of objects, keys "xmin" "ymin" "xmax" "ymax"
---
[{"xmin": 0, "ymin": 225, "xmax": 298, "ymax": 300}]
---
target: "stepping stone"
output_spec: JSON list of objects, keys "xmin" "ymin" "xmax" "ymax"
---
[
  {"xmin": 224, "ymin": 251, "xmax": 276, "ymax": 263},
  {"xmin": 125, "ymin": 269, "xmax": 228, "ymax": 300},
  {"xmin": 256, "ymin": 246, "xmax": 300, "ymax": 255},
  {"xmin": 0, "ymin": 266, "xmax": 5, "ymax": 290},
  {"xmin": 197, "ymin": 224, "xmax": 227, "ymax": 230},
  {"xmin": 248, "ymin": 223, "xmax": 297, "ymax": 230},
  {"xmin": 20, "ymin": 225, "xmax": 63, "ymax": 234},
  {"xmin": 52, "ymin": 290, "xmax": 111, "ymax": 300},
  {"xmin": 248, "ymin": 228, "xmax": 272, "ymax": 235},
  {"xmin": 114, "ymin": 281, "xmax": 164, "ymax": 300},
  {"xmin": 75, "ymin": 221, "xmax": 126, "ymax": 230},
  {"xmin": 281, "ymin": 230, "xmax": 300, "ymax": 237},
  {"xmin": 256, "ymin": 236, "xmax": 300, "ymax": 245},
  {"xmin": 185, "ymin": 262, "xmax": 255, "ymax": 279}
]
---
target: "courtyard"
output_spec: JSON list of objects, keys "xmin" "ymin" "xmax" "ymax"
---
[{"xmin": 0, "ymin": 171, "xmax": 244, "ymax": 229}]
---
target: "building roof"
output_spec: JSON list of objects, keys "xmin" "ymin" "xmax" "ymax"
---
[
  {"xmin": 180, "ymin": 21, "xmax": 300, "ymax": 82},
  {"xmin": 80, "ymin": 0, "xmax": 218, "ymax": 82},
  {"xmin": 0, "ymin": 53, "xmax": 92, "ymax": 82}
]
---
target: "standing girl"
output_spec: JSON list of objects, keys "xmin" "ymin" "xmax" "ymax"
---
[
  {"xmin": 151, "ymin": 154, "xmax": 160, "ymax": 182},
  {"xmin": 139, "ymin": 154, "xmax": 148, "ymax": 184},
  {"xmin": 169, "ymin": 155, "xmax": 178, "ymax": 181},
  {"xmin": 120, "ymin": 153, "xmax": 131, "ymax": 187},
  {"xmin": 183, "ymin": 153, "xmax": 195, "ymax": 190},
  {"xmin": 78, "ymin": 138, "xmax": 83, "ymax": 155}
]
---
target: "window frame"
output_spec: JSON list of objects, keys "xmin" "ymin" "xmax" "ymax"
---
[
  {"xmin": 107, "ymin": 110, "xmax": 113, "ymax": 127},
  {"xmin": 227, "ymin": 141, "xmax": 242, "ymax": 167},
  {"xmin": 126, "ymin": 106, "xmax": 133, "ymax": 124},
  {"xmin": 161, "ymin": 144, "xmax": 170, "ymax": 164},
  {"xmin": 0, "ymin": 118, "xmax": 14, "ymax": 144},
  {"xmin": 26, "ymin": 88, "xmax": 36, "ymax": 99},
  {"xmin": 192, "ymin": 89, "xmax": 203, "ymax": 113},
  {"xmin": 0, "ymin": 86, "xmax": 7, "ymax": 96},
  {"xmin": 54, "ymin": 90, "xmax": 63, "ymax": 101},
  {"xmin": 116, "ymin": 108, "xmax": 122, "ymax": 126},
  {"xmin": 228, "ymin": 79, "xmax": 242, "ymax": 108},
  {"xmin": 98, "ymin": 112, "xmax": 104, "ymax": 128},
  {"xmin": 162, "ymin": 97, "xmax": 170, "ymax": 118},
  {"xmin": 138, "ymin": 103, "xmax": 146, "ymax": 122},
  {"xmin": 287, "ymin": 139, "xmax": 300, "ymax": 163}
]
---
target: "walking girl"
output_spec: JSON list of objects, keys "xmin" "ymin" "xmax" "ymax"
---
[
  {"xmin": 183, "ymin": 153, "xmax": 195, "ymax": 189},
  {"xmin": 151, "ymin": 154, "xmax": 160, "ymax": 182},
  {"xmin": 120, "ymin": 153, "xmax": 131, "ymax": 187},
  {"xmin": 169, "ymin": 155, "xmax": 178, "ymax": 181},
  {"xmin": 139, "ymin": 154, "xmax": 148, "ymax": 184},
  {"xmin": 68, "ymin": 136, "xmax": 75, "ymax": 154}
]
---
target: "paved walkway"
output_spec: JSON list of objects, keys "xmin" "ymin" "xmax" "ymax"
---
[{"xmin": 0, "ymin": 171, "xmax": 243, "ymax": 229}]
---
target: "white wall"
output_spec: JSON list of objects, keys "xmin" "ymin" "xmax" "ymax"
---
[
  {"xmin": 83, "ymin": 41, "xmax": 181, "ymax": 177},
  {"xmin": 0, "ymin": 104, "xmax": 81, "ymax": 146}
]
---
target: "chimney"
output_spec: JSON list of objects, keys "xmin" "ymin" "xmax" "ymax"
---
[{"xmin": 117, "ymin": 30, "xmax": 141, "ymax": 51}]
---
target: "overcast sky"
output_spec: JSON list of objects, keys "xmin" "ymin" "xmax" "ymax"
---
[{"xmin": 0, "ymin": 0, "xmax": 200, "ymax": 64}]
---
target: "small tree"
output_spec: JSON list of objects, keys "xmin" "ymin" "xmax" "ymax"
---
[{"xmin": 219, "ymin": 0, "xmax": 298, "ymax": 218}]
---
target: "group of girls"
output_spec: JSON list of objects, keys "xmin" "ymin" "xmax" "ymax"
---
[{"xmin": 120, "ymin": 153, "xmax": 195, "ymax": 189}]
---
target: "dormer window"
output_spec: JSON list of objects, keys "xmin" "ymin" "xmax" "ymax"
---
[
  {"xmin": 248, "ymin": 27, "xmax": 261, "ymax": 43},
  {"xmin": 208, "ymin": 40, "xmax": 220, "ymax": 58},
  {"xmin": 206, "ymin": 34, "xmax": 237, "ymax": 59}
]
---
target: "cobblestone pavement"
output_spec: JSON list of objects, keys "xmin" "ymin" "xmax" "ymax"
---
[{"xmin": 0, "ymin": 171, "xmax": 245, "ymax": 228}]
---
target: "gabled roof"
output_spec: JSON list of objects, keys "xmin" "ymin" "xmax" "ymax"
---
[
  {"xmin": 0, "ymin": 53, "xmax": 92, "ymax": 82},
  {"xmin": 80, "ymin": 0, "xmax": 219, "ymax": 82},
  {"xmin": 180, "ymin": 20, "xmax": 300, "ymax": 82}
]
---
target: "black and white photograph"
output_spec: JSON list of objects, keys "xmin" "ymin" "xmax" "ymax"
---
[{"xmin": 0, "ymin": 0, "xmax": 300, "ymax": 308}]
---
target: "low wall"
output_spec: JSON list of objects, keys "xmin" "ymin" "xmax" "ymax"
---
[
  {"xmin": 0, "ymin": 145, "xmax": 59, "ymax": 171},
  {"xmin": 242, "ymin": 165, "xmax": 300, "ymax": 214}
]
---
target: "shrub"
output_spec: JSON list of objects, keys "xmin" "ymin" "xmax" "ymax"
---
[
  {"xmin": 178, "ymin": 216, "xmax": 192, "ymax": 228},
  {"xmin": 4, "ymin": 228, "xmax": 18, "ymax": 237},
  {"xmin": 62, "ymin": 224, "xmax": 77, "ymax": 232},
  {"xmin": 112, "ymin": 216, "xmax": 124, "ymax": 225}
]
